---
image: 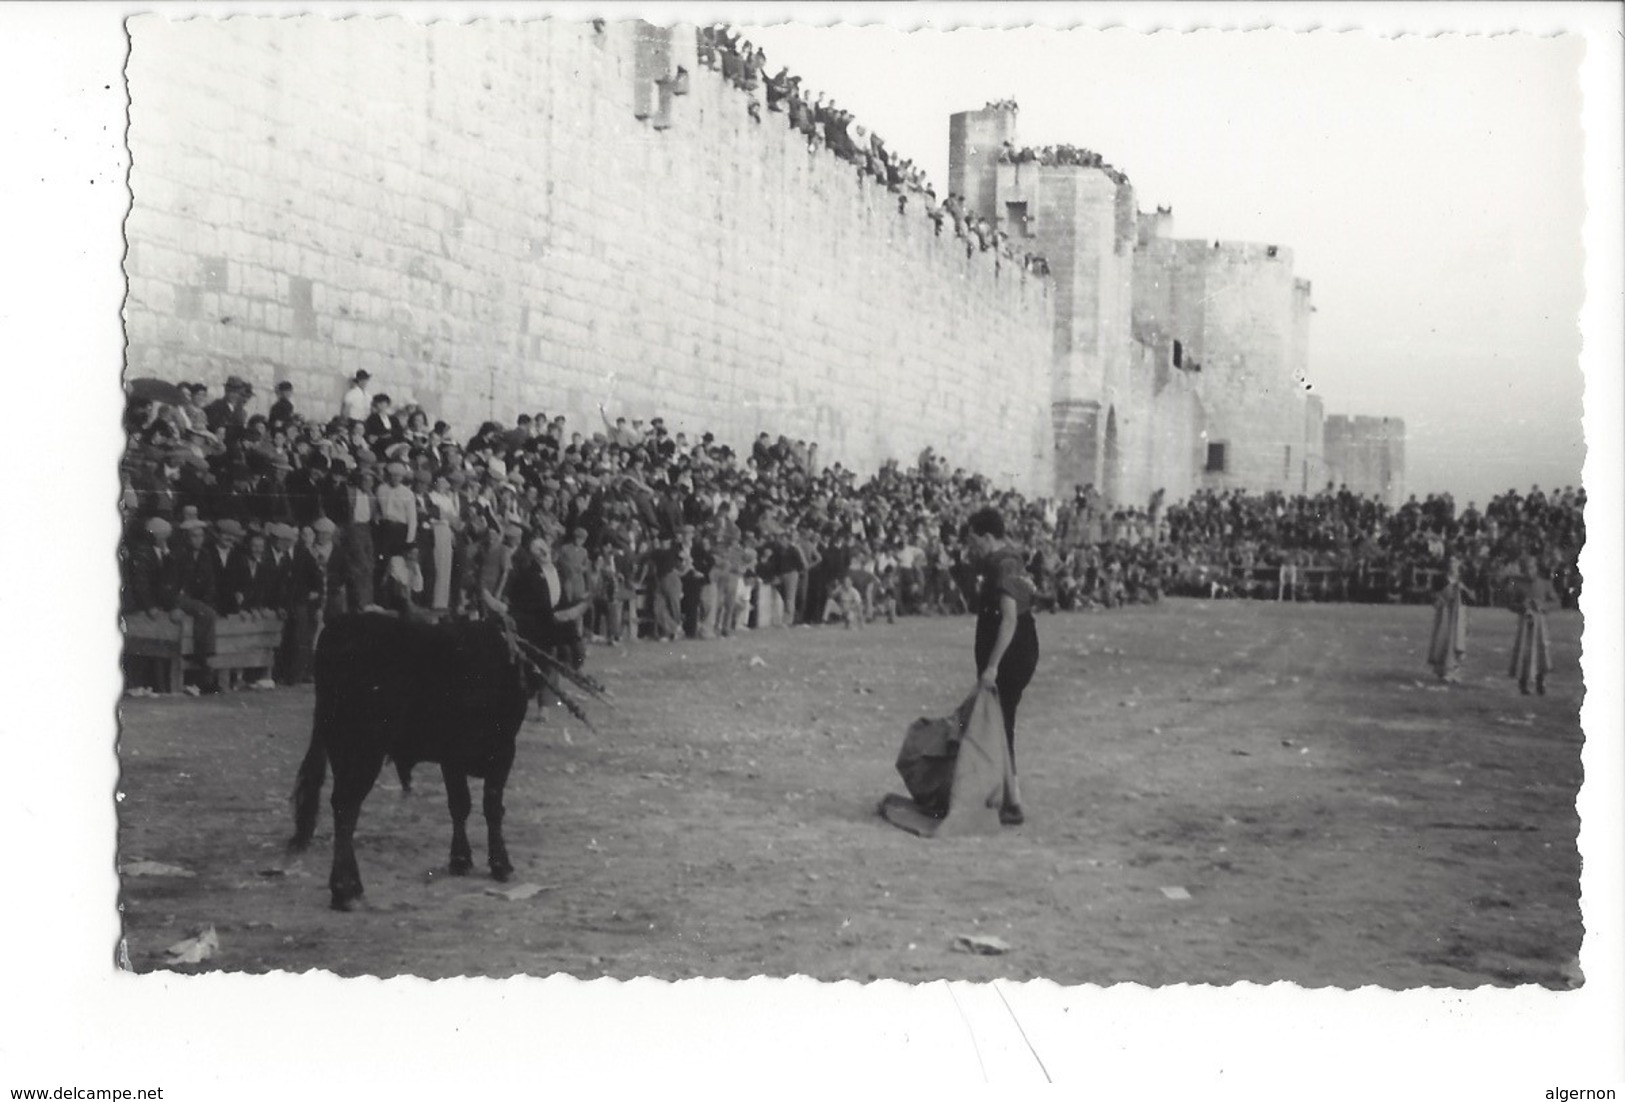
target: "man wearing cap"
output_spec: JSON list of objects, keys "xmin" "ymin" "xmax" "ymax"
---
[
  {"xmin": 208, "ymin": 519, "xmax": 245, "ymax": 612},
  {"xmin": 174, "ymin": 517, "xmax": 219, "ymax": 614},
  {"xmin": 268, "ymin": 381, "xmax": 297, "ymax": 435},
  {"xmin": 340, "ymin": 370, "xmax": 371, "ymax": 424},
  {"xmin": 376, "ymin": 459, "xmax": 417, "ymax": 569}
]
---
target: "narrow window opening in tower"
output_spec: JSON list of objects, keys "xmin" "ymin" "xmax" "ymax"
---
[
  {"xmin": 1206, "ymin": 442, "xmax": 1227, "ymax": 473},
  {"xmin": 1172, "ymin": 339, "xmax": 1183, "ymax": 369},
  {"xmin": 1005, "ymin": 201, "xmax": 1031, "ymax": 237}
]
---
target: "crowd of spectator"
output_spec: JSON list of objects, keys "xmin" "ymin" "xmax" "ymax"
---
[
  {"xmin": 696, "ymin": 26, "xmax": 1051, "ymax": 277},
  {"xmin": 997, "ymin": 141, "xmax": 1131, "ymax": 187},
  {"xmin": 119, "ymin": 370, "xmax": 1585, "ymax": 696}
]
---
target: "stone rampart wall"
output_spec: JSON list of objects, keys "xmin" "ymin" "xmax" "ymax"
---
[{"xmin": 124, "ymin": 17, "xmax": 1056, "ymax": 493}]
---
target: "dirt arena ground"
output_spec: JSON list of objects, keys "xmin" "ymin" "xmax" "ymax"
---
[{"xmin": 116, "ymin": 598, "xmax": 1585, "ymax": 988}]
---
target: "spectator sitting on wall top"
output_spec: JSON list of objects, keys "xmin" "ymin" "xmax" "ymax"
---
[{"xmin": 341, "ymin": 369, "xmax": 371, "ymax": 423}]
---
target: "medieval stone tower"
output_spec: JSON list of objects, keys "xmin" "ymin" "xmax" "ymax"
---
[{"xmin": 948, "ymin": 104, "xmax": 1391, "ymax": 505}]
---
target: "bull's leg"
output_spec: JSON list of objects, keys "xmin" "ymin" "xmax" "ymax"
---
[
  {"xmin": 443, "ymin": 766, "xmax": 474, "ymax": 875},
  {"xmin": 329, "ymin": 751, "xmax": 384, "ymax": 912},
  {"xmin": 483, "ymin": 765, "xmax": 514, "ymax": 882}
]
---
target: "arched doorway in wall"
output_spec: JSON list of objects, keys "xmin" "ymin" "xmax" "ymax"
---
[{"xmin": 1103, "ymin": 405, "xmax": 1121, "ymax": 507}]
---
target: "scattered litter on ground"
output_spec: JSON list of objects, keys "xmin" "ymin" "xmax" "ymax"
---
[
  {"xmin": 950, "ymin": 933, "xmax": 1011, "ymax": 955},
  {"xmin": 165, "ymin": 926, "xmax": 219, "ymax": 965},
  {"xmin": 1160, "ymin": 886, "xmax": 1192, "ymax": 901},
  {"xmin": 484, "ymin": 883, "xmax": 556, "ymax": 901},
  {"xmin": 748, "ymin": 656, "xmax": 767, "ymax": 668}
]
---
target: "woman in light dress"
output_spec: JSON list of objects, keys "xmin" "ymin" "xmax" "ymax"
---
[{"xmin": 1426, "ymin": 557, "xmax": 1470, "ymax": 683}]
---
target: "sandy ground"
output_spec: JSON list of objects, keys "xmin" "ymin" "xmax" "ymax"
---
[{"xmin": 116, "ymin": 598, "xmax": 1584, "ymax": 988}]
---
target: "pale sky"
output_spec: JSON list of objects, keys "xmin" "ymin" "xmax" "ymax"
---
[{"xmin": 740, "ymin": 20, "xmax": 1587, "ymax": 505}]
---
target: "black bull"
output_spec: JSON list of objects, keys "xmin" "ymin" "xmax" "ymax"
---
[{"xmin": 289, "ymin": 614, "xmax": 535, "ymax": 911}]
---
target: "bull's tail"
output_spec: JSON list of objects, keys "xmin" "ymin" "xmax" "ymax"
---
[{"xmin": 288, "ymin": 696, "xmax": 332, "ymax": 851}]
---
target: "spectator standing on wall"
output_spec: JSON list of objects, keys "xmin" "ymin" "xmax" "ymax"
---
[
  {"xmin": 340, "ymin": 370, "xmax": 371, "ymax": 424},
  {"xmin": 600, "ymin": 404, "xmax": 641, "ymax": 448},
  {"xmin": 268, "ymin": 381, "xmax": 296, "ymax": 435},
  {"xmin": 364, "ymin": 393, "xmax": 404, "ymax": 455},
  {"xmin": 205, "ymin": 376, "xmax": 253, "ymax": 442},
  {"xmin": 375, "ymin": 460, "xmax": 418, "ymax": 569}
]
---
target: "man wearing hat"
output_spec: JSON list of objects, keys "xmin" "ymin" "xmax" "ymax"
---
[
  {"xmin": 340, "ymin": 369, "xmax": 371, "ymax": 424},
  {"xmin": 205, "ymin": 375, "xmax": 253, "ymax": 439},
  {"xmin": 268, "ymin": 381, "xmax": 297, "ymax": 436}
]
